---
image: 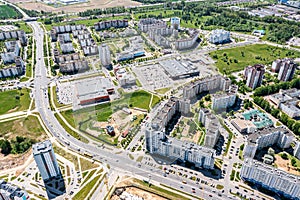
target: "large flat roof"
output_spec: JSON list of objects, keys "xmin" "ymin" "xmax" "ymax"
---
[
  {"xmin": 159, "ymin": 59, "xmax": 199, "ymax": 79},
  {"xmin": 32, "ymin": 140, "xmax": 52, "ymax": 155}
]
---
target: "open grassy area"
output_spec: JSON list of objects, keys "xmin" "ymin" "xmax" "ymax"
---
[
  {"xmin": 0, "ymin": 115, "xmax": 47, "ymax": 141},
  {"xmin": 154, "ymin": 87, "xmax": 170, "ymax": 94},
  {"xmin": 61, "ymin": 90, "xmax": 158, "ymax": 127},
  {"xmin": 132, "ymin": 179, "xmax": 192, "ymax": 200},
  {"xmin": 0, "ymin": 88, "xmax": 31, "ymax": 115},
  {"xmin": 80, "ymin": 157, "xmax": 99, "ymax": 171},
  {"xmin": 0, "ymin": 5, "xmax": 22, "ymax": 19},
  {"xmin": 210, "ymin": 44, "xmax": 300, "ymax": 74},
  {"xmin": 52, "ymin": 144, "xmax": 79, "ymax": 171},
  {"xmin": 73, "ymin": 174, "xmax": 101, "ymax": 200}
]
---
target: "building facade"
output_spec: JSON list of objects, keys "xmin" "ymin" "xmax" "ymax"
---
[
  {"xmin": 32, "ymin": 140, "xmax": 62, "ymax": 181},
  {"xmin": 243, "ymin": 127, "xmax": 294, "ymax": 158},
  {"xmin": 277, "ymin": 58, "xmax": 297, "ymax": 81},
  {"xmin": 294, "ymin": 141, "xmax": 300, "ymax": 160},
  {"xmin": 0, "ymin": 179, "xmax": 29, "ymax": 200},
  {"xmin": 211, "ymin": 85, "xmax": 238, "ymax": 111},
  {"xmin": 209, "ymin": 29, "xmax": 230, "ymax": 44},
  {"xmin": 98, "ymin": 43, "xmax": 111, "ymax": 68},
  {"xmin": 241, "ymin": 159, "xmax": 300, "ymax": 200},
  {"xmin": 244, "ymin": 64, "xmax": 265, "ymax": 89}
]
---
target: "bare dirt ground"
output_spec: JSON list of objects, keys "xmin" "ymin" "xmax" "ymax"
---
[
  {"xmin": 12, "ymin": 0, "xmax": 141, "ymax": 13},
  {"xmin": 274, "ymin": 155, "xmax": 300, "ymax": 176},
  {"xmin": 0, "ymin": 149, "xmax": 32, "ymax": 171}
]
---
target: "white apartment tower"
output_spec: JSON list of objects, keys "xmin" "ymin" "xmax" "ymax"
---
[
  {"xmin": 32, "ymin": 140, "xmax": 61, "ymax": 181},
  {"xmin": 98, "ymin": 44, "xmax": 111, "ymax": 68}
]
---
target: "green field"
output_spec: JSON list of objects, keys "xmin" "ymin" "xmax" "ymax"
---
[
  {"xmin": 61, "ymin": 90, "xmax": 159, "ymax": 128},
  {"xmin": 210, "ymin": 44, "xmax": 300, "ymax": 74},
  {"xmin": 0, "ymin": 88, "xmax": 31, "ymax": 115},
  {"xmin": 0, "ymin": 5, "xmax": 22, "ymax": 19},
  {"xmin": 0, "ymin": 115, "xmax": 47, "ymax": 141}
]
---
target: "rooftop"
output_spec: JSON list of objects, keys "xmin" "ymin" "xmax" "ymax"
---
[{"xmin": 32, "ymin": 140, "xmax": 53, "ymax": 155}]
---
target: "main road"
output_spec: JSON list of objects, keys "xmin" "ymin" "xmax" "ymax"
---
[{"xmin": 29, "ymin": 20, "xmax": 235, "ymax": 200}]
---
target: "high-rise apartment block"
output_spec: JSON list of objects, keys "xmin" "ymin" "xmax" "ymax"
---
[
  {"xmin": 211, "ymin": 85, "xmax": 238, "ymax": 111},
  {"xmin": 98, "ymin": 44, "xmax": 111, "ymax": 68},
  {"xmin": 273, "ymin": 58, "xmax": 297, "ymax": 81},
  {"xmin": 199, "ymin": 108, "xmax": 220, "ymax": 148},
  {"xmin": 241, "ymin": 159, "xmax": 300, "ymax": 200},
  {"xmin": 0, "ymin": 179, "xmax": 29, "ymax": 200},
  {"xmin": 145, "ymin": 126, "xmax": 215, "ymax": 169},
  {"xmin": 243, "ymin": 127, "xmax": 294, "ymax": 158},
  {"xmin": 294, "ymin": 141, "xmax": 300, "ymax": 160},
  {"xmin": 209, "ymin": 29, "xmax": 230, "ymax": 44},
  {"xmin": 244, "ymin": 64, "xmax": 265, "ymax": 89},
  {"xmin": 183, "ymin": 75, "xmax": 231, "ymax": 100},
  {"xmin": 32, "ymin": 140, "xmax": 61, "ymax": 181}
]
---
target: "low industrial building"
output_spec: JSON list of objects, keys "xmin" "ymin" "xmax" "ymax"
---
[
  {"xmin": 269, "ymin": 88, "xmax": 300, "ymax": 118},
  {"xmin": 209, "ymin": 29, "xmax": 230, "ymax": 44},
  {"xmin": 117, "ymin": 36, "xmax": 145, "ymax": 62},
  {"xmin": 243, "ymin": 126, "xmax": 294, "ymax": 158},
  {"xmin": 241, "ymin": 158, "xmax": 300, "ymax": 200},
  {"xmin": 231, "ymin": 109, "xmax": 273, "ymax": 134},
  {"xmin": 158, "ymin": 59, "xmax": 199, "ymax": 80},
  {"xmin": 73, "ymin": 77, "xmax": 114, "ymax": 107}
]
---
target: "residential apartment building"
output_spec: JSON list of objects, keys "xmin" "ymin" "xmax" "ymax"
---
[
  {"xmin": 98, "ymin": 43, "xmax": 111, "ymax": 68},
  {"xmin": 0, "ymin": 180, "xmax": 29, "ymax": 200},
  {"xmin": 54, "ymin": 51, "xmax": 89, "ymax": 74},
  {"xmin": 145, "ymin": 127, "xmax": 215, "ymax": 169},
  {"xmin": 0, "ymin": 57, "xmax": 25, "ymax": 78},
  {"xmin": 243, "ymin": 126, "xmax": 294, "ymax": 158},
  {"xmin": 50, "ymin": 24, "xmax": 86, "ymax": 42},
  {"xmin": 209, "ymin": 29, "xmax": 230, "ymax": 44},
  {"xmin": 211, "ymin": 85, "xmax": 238, "ymax": 111},
  {"xmin": 1, "ymin": 41, "xmax": 20, "ymax": 64},
  {"xmin": 182, "ymin": 75, "xmax": 231, "ymax": 100},
  {"xmin": 0, "ymin": 30, "xmax": 27, "ymax": 46},
  {"xmin": 241, "ymin": 159, "xmax": 300, "ymax": 200},
  {"xmin": 269, "ymin": 88, "xmax": 300, "ymax": 118},
  {"xmin": 199, "ymin": 108, "xmax": 220, "ymax": 148},
  {"xmin": 94, "ymin": 19, "xmax": 128, "ymax": 31},
  {"xmin": 171, "ymin": 17, "xmax": 180, "ymax": 30},
  {"xmin": 277, "ymin": 58, "xmax": 297, "ymax": 81},
  {"xmin": 244, "ymin": 64, "xmax": 265, "ymax": 89},
  {"xmin": 138, "ymin": 18, "xmax": 167, "ymax": 33},
  {"xmin": 294, "ymin": 141, "xmax": 300, "ymax": 160},
  {"xmin": 32, "ymin": 140, "xmax": 62, "ymax": 181}
]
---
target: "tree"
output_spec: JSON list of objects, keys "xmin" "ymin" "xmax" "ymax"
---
[
  {"xmin": 281, "ymin": 153, "xmax": 288, "ymax": 160},
  {"xmin": 0, "ymin": 139, "xmax": 12, "ymax": 155}
]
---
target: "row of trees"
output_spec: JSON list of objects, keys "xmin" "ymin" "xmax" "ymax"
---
[
  {"xmin": 254, "ymin": 78, "xmax": 300, "ymax": 96},
  {"xmin": 0, "ymin": 136, "xmax": 36, "ymax": 155},
  {"xmin": 253, "ymin": 96, "xmax": 300, "ymax": 136}
]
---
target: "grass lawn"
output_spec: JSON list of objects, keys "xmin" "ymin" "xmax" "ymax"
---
[
  {"xmin": 80, "ymin": 157, "xmax": 99, "ymax": 171},
  {"xmin": 52, "ymin": 144, "xmax": 79, "ymax": 171},
  {"xmin": 155, "ymin": 87, "xmax": 170, "ymax": 94},
  {"xmin": 81, "ymin": 169, "xmax": 97, "ymax": 185},
  {"xmin": 0, "ymin": 5, "xmax": 21, "ymax": 19},
  {"xmin": 210, "ymin": 44, "xmax": 300, "ymax": 74},
  {"xmin": 73, "ymin": 174, "xmax": 101, "ymax": 200},
  {"xmin": 151, "ymin": 94, "xmax": 161, "ymax": 108},
  {"xmin": 0, "ymin": 115, "xmax": 47, "ymax": 141},
  {"xmin": 0, "ymin": 88, "xmax": 31, "ymax": 115}
]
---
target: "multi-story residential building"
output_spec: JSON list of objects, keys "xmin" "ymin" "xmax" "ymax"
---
[
  {"xmin": 0, "ymin": 30, "xmax": 27, "ymax": 46},
  {"xmin": 199, "ymin": 108, "xmax": 220, "ymax": 148},
  {"xmin": 0, "ymin": 179, "xmax": 29, "ymax": 200},
  {"xmin": 117, "ymin": 36, "xmax": 145, "ymax": 62},
  {"xmin": 138, "ymin": 18, "xmax": 167, "ymax": 33},
  {"xmin": 244, "ymin": 64, "xmax": 265, "ymax": 89},
  {"xmin": 269, "ymin": 88, "xmax": 300, "ymax": 118},
  {"xmin": 277, "ymin": 58, "xmax": 297, "ymax": 81},
  {"xmin": 294, "ymin": 141, "xmax": 300, "ymax": 160},
  {"xmin": 1, "ymin": 41, "xmax": 20, "ymax": 64},
  {"xmin": 50, "ymin": 24, "xmax": 86, "ymax": 42},
  {"xmin": 145, "ymin": 127, "xmax": 215, "ymax": 169},
  {"xmin": 243, "ymin": 126, "xmax": 294, "ymax": 158},
  {"xmin": 98, "ymin": 44, "xmax": 111, "ymax": 68},
  {"xmin": 241, "ymin": 159, "xmax": 300, "ymax": 200},
  {"xmin": 171, "ymin": 17, "xmax": 180, "ymax": 30},
  {"xmin": 94, "ymin": 19, "xmax": 128, "ymax": 31},
  {"xmin": 209, "ymin": 29, "xmax": 230, "ymax": 44},
  {"xmin": 182, "ymin": 75, "xmax": 231, "ymax": 100},
  {"xmin": 32, "ymin": 140, "xmax": 62, "ymax": 181},
  {"xmin": 0, "ymin": 57, "xmax": 25, "ymax": 78},
  {"xmin": 211, "ymin": 85, "xmax": 238, "ymax": 111}
]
